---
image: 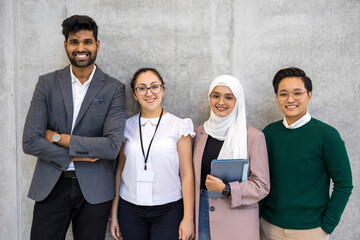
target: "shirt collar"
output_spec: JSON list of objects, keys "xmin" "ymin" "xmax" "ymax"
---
[
  {"xmin": 283, "ymin": 111, "xmax": 311, "ymax": 129},
  {"xmin": 140, "ymin": 118, "xmax": 159, "ymax": 126},
  {"xmin": 70, "ymin": 65, "xmax": 96, "ymax": 86},
  {"xmin": 139, "ymin": 113, "xmax": 168, "ymax": 126}
]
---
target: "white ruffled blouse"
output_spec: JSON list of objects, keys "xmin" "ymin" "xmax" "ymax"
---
[{"xmin": 120, "ymin": 112, "xmax": 195, "ymax": 206}]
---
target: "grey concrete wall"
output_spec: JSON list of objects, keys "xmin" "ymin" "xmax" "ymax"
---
[
  {"xmin": 233, "ymin": 1, "xmax": 360, "ymax": 239},
  {"xmin": 1, "ymin": 1, "xmax": 18, "ymax": 239},
  {"xmin": 1, "ymin": 0, "xmax": 359, "ymax": 239}
]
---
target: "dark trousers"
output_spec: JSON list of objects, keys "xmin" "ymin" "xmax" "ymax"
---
[
  {"xmin": 118, "ymin": 198, "xmax": 183, "ymax": 240},
  {"xmin": 30, "ymin": 176, "xmax": 112, "ymax": 240}
]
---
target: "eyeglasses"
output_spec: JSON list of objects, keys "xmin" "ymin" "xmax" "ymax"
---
[
  {"xmin": 134, "ymin": 84, "xmax": 163, "ymax": 96},
  {"xmin": 277, "ymin": 90, "xmax": 308, "ymax": 102}
]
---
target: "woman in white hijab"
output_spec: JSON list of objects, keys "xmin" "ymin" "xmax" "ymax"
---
[{"xmin": 193, "ymin": 75, "xmax": 270, "ymax": 240}]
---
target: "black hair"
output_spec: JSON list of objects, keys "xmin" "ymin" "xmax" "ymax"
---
[
  {"xmin": 131, "ymin": 68, "xmax": 164, "ymax": 90},
  {"xmin": 272, "ymin": 67, "xmax": 312, "ymax": 94},
  {"xmin": 62, "ymin": 15, "xmax": 98, "ymax": 41}
]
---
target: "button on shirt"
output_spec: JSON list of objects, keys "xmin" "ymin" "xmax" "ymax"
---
[
  {"xmin": 67, "ymin": 65, "xmax": 96, "ymax": 170},
  {"xmin": 120, "ymin": 113, "xmax": 195, "ymax": 206},
  {"xmin": 283, "ymin": 111, "xmax": 311, "ymax": 129}
]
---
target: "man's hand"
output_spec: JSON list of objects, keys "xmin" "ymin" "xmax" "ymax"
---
[{"xmin": 72, "ymin": 157, "xmax": 99, "ymax": 162}]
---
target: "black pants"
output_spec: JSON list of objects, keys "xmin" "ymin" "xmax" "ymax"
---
[
  {"xmin": 30, "ymin": 176, "xmax": 112, "ymax": 240},
  {"xmin": 118, "ymin": 198, "xmax": 183, "ymax": 240}
]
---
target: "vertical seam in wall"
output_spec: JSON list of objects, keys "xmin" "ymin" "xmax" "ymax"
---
[
  {"xmin": 64, "ymin": 0, "xmax": 67, "ymax": 19},
  {"xmin": 229, "ymin": 0, "xmax": 235, "ymax": 75},
  {"xmin": 174, "ymin": 0, "xmax": 179, "ymax": 114},
  {"xmin": 13, "ymin": 0, "xmax": 20, "ymax": 239}
]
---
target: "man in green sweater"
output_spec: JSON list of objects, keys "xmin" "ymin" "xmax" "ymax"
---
[{"xmin": 260, "ymin": 67, "xmax": 353, "ymax": 240}]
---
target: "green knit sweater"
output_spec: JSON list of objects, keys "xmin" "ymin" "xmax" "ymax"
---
[{"xmin": 261, "ymin": 118, "xmax": 352, "ymax": 234}]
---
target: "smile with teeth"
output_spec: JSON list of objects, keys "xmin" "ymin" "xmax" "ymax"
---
[
  {"xmin": 286, "ymin": 105, "xmax": 298, "ymax": 109},
  {"xmin": 75, "ymin": 53, "xmax": 89, "ymax": 59},
  {"xmin": 216, "ymin": 106, "xmax": 228, "ymax": 111},
  {"xmin": 145, "ymin": 98, "xmax": 156, "ymax": 103}
]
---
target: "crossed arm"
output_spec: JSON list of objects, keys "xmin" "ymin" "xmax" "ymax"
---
[
  {"xmin": 22, "ymin": 77, "xmax": 126, "ymax": 170},
  {"xmin": 44, "ymin": 129, "xmax": 97, "ymax": 162}
]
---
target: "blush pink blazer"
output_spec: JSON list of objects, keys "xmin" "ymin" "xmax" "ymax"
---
[{"xmin": 193, "ymin": 125, "xmax": 270, "ymax": 240}]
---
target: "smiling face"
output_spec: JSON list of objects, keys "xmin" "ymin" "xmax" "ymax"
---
[
  {"xmin": 276, "ymin": 77, "xmax": 312, "ymax": 125},
  {"xmin": 64, "ymin": 30, "xmax": 99, "ymax": 68},
  {"xmin": 133, "ymin": 71, "xmax": 165, "ymax": 117},
  {"xmin": 210, "ymin": 86, "xmax": 236, "ymax": 117}
]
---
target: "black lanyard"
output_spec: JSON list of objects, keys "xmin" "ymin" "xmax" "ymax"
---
[{"xmin": 139, "ymin": 108, "xmax": 164, "ymax": 170}]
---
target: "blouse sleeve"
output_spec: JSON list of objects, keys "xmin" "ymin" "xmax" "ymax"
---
[{"xmin": 178, "ymin": 118, "xmax": 196, "ymax": 139}]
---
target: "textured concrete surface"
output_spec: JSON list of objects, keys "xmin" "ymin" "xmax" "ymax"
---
[
  {"xmin": 1, "ymin": 1, "xmax": 18, "ymax": 240},
  {"xmin": 233, "ymin": 1, "xmax": 360, "ymax": 239},
  {"xmin": 1, "ymin": 0, "xmax": 359, "ymax": 239}
]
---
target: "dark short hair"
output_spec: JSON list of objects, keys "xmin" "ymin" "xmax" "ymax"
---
[
  {"xmin": 131, "ymin": 68, "xmax": 164, "ymax": 90},
  {"xmin": 62, "ymin": 15, "xmax": 98, "ymax": 41},
  {"xmin": 272, "ymin": 67, "xmax": 312, "ymax": 94}
]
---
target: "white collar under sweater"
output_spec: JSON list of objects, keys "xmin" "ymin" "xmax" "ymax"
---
[{"xmin": 283, "ymin": 111, "xmax": 311, "ymax": 129}]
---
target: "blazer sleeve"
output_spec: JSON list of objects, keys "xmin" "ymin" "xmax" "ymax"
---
[
  {"xmin": 69, "ymin": 82, "xmax": 126, "ymax": 160},
  {"xmin": 228, "ymin": 130, "xmax": 270, "ymax": 208},
  {"xmin": 22, "ymin": 76, "xmax": 71, "ymax": 171}
]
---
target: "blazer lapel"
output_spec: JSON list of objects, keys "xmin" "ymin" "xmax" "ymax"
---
[
  {"xmin": 58, "ymin": 65, "xmax": 74, "ymax": 134},
  {"xmin": 73, "ymin": 66, "xmax": 105, "ymax": 130},
  {"xmin": 194, "ymin": 126, "xmax": 208, "ymax": 186}
]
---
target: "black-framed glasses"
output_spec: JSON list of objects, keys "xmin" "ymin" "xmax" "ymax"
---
[
  {"xmin": 277, "ymin": 90, "xmax": 308, "ymax": 102},
  {"xmin": 134, "ymin": 84, "xmax": 163, "ymax": 96}
]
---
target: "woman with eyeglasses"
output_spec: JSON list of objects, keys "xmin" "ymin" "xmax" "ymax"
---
[
  {"xmin": 260, "ymin": 67, "xmax": 353, "ymax": 240},
  {"xmin": 109, "ymin": 68, "xmax": 195, "ymax": 240},
  {"xmin": 193, "ymin": 75, "xmax": 270, "ymax": 240}
]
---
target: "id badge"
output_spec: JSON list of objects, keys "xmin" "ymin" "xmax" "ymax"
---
[
  {"xmin": 136, "ymin": 170, "xmax": 154, "ymax": 205},
  {"xmin": 137, "ymin": 170, "xmax": 155, "ymax": 183}
]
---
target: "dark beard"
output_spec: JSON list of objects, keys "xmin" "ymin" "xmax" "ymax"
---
[{"xmin": 67, "ymin": 51, "xmax": 97, "ymax": 68}]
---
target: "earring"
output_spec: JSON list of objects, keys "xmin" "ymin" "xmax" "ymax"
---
[{"xmin": 134, "ymin": 100, "xmax": 137, "ymax": 111}]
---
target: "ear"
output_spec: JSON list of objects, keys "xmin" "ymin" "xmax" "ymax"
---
[
  {"xmin": 307, "ymin": 91, "xmax": 312, "ymax": 102},
  {"xmin": 132, "ymin": 90, "xmax": 138, "ymax": 101},
  {"xmin": 64, "ymin": 40, "xmax": 67, "ymax": 51},
  {"xmin": 96, "ymin": 40, "xmax": 100, "ymax": 52}
]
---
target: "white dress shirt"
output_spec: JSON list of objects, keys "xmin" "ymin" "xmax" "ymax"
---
[
  {"xmin": 282, "ymin": 111, "xmax": 311, "ymax": 129},
  {"xmin": 120, "ymin": 113, "xmax": 195, "ymax": 206},
  {"xmin": 67, "ymin": 65, "xmax": 96, "ymax": 170}
]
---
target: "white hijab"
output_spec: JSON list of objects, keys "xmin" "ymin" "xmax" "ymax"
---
[{"xmin": 203, "ymin": 75, "xmax": 248, "ymax": 159}]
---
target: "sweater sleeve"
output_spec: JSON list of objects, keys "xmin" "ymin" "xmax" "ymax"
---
[
  {"xmin": 320, "ymin": 129, "xmax": 353, "ymax": 234},
  {"xmin": 228, "ymin": 131, "xmax": 270, "ymax": 208}
]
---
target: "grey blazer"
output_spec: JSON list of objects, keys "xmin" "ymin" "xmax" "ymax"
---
[{"xmin": 22, "ymin": 65, "xmax": 126, "ymax": 204}]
